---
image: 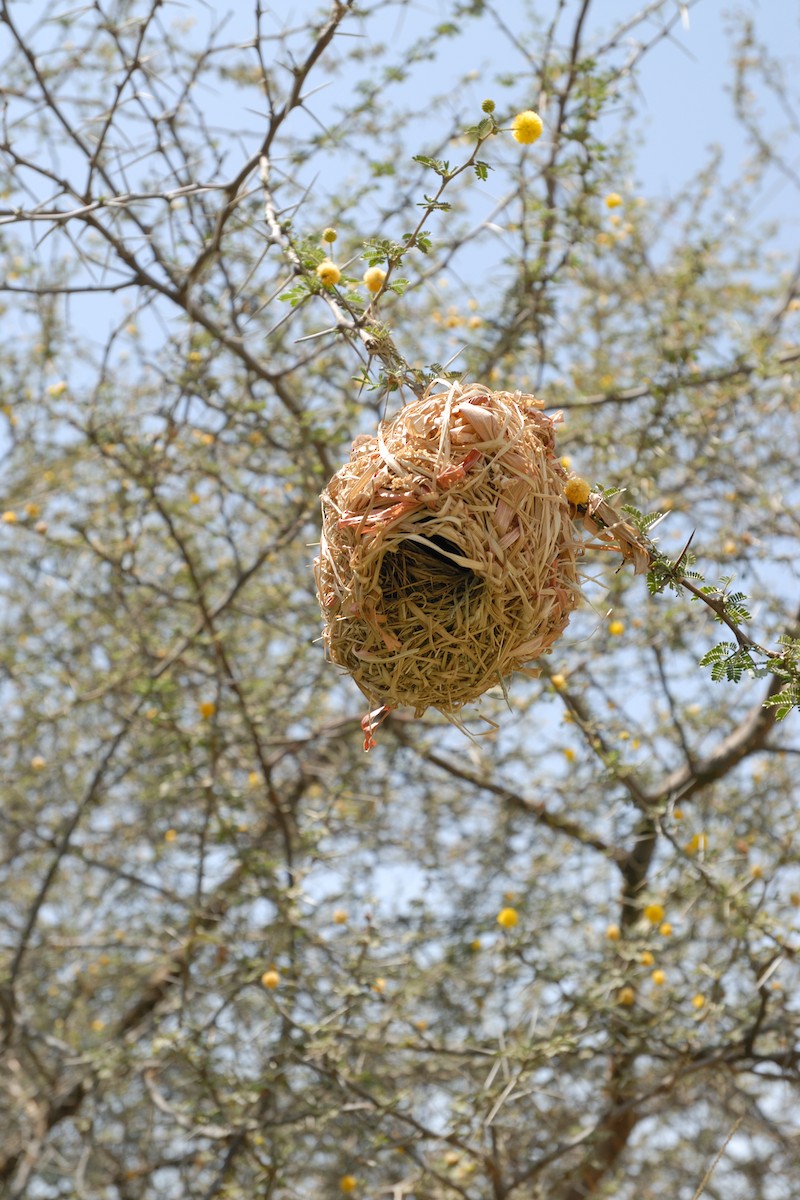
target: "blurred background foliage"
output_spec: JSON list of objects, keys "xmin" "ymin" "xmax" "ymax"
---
[{"xmin": 0, "ymin": 1, "xmax": 799, "ymax": 1196}]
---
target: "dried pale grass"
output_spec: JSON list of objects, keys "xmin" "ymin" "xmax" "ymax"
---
[{"xmin": 315, "ymin": 380, "xmax": 589, "ymax": 730}]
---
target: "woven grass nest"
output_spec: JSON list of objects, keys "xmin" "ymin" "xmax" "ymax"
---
[{"xmin": 315, "ymin": 380, "xmax": 648, "ymax": 743}]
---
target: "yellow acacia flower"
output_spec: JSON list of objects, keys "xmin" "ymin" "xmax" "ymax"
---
[
  {"xmin": 339, "ymin": 1177, "xmax": 358, "ymax": 1194},
  {"xmin": 322, "ymin": 227, "xmax": 337, "ymax": 243},
  {"xmin": 496, "ymin": 906, "xmax": 519, "ymax": 929},
  {"xmin": 644, "ymin": 902, "xmax": 665, "ymax": 925},
  {"xmin": 511, "ymin": 110, "xmax": 543, "ymax": 144},
  {"xmin": 608, "ymin": 619, "xmax": 625, "ymax": 636},
  {"xmin": 605, "ymin": 192, "xmax": 623, "ymax": 208},
  {"xmin": 316, "ymin": 260, "xmax": 341, "ymax": 287},
  {"xmin": 564, "ymin": 477, "xmax": 590, "ymax": 506},
  {"xmin": 363, "ymin": 266, "xmax": 387, "ymax": 294},
  {"xmin": 261, "ymin": 968, "xmax": 281, "ymax": 990},
  {"xmin": 651, "ymin": 969, "xmax": 666, "ymax": 985},
  {"xmin": 684, "ymin": 832, "xmax": 708, "ymax": 855},
  {"xmin": 605, "ymin": 923, "xmax": 621, "ymax": 941},
  {"xmin": 618, "ymin": 986, "xmax": 635, "ymax": 1007}
]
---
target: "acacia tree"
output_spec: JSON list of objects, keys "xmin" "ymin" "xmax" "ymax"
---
[{"xmin": 1, "ymin": 1, "xmax": 800, "ymax": 1197}]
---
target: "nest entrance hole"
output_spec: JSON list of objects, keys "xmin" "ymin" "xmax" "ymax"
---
[{"xmin": 378, "ymin": 531, "xmax": 484, "ymax": 622}]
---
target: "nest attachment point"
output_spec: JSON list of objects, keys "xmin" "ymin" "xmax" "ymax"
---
[{"xmin": 315, "ymin": 380, "xmax": 594, "ymax": 730}]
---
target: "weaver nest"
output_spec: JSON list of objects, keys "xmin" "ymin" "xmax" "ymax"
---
[{"xmin": 315, "ymin": 380, "xmax": 613, "ymax": 738}]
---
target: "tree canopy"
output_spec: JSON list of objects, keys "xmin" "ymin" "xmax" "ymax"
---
[{"xmin": 1, "ymin": 1, "xmax": 799, "ymax": 1197}]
